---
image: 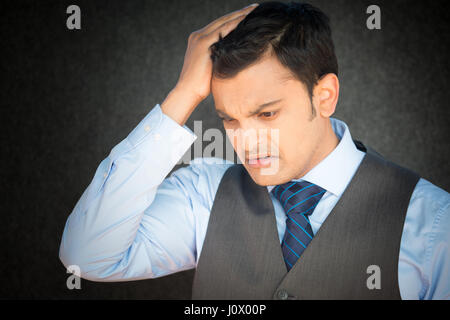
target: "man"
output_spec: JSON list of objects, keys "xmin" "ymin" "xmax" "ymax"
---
[{"xmin": 59, "ymin": 2, "xmax": 449, "ymax": 299}]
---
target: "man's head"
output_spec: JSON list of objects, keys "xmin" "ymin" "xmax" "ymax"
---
[{"xmin": 210, "ymin": 1, "xmax": 340, "ymax": 186}]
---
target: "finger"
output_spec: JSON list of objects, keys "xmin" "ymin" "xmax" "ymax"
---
[
  {"xmin": 207, "ymin": 13, "xmax": 247, "ymax": 40},
  {"xmin": 202, "ymin": 5, "xmax": 256, "ymax": 33},
  {"xmin": 200, "ymin": 3, "xmax": 258, "ymax": 35}
]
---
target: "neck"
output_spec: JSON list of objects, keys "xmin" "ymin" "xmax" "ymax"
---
[{"xmin": 296, "ymin": 119, "xmax": 339, "ymax": 179}]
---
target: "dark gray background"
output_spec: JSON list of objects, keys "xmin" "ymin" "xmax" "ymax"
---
[{"xmin": 1, "ymin": 0, "xmax": 449, "ymax": 299}]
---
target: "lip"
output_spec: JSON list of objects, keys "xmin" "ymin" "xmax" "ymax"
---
[
  {"xmin": 246, "ymin": 156, "xmax": 277, "ymax": 168},
  {"xmin": 247, "ymin": 154, "xmax": 271, "ymax": 160}
]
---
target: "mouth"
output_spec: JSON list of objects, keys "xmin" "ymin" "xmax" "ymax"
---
[{"xmin": 246, "ymin": 155, "xmax": 277, "ymax": 168}]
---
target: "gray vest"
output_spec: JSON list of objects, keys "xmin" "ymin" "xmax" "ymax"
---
[{"xmin": 191, "ymin": 140, "xmax": 420, "ymax": 299}]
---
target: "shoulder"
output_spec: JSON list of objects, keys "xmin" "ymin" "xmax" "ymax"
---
[
  {"xmin": 185, "ymin": 157, "xmax": 236, "ymax": 184},
  {"xmin": 409, "ymin": 178, "xmax": 450, "ymax": 219},
  {"xmin": 188, "ymin": 156, "xmax": 236, "ymax": 170},
  {"xmin": 405, "ymin": 177, "xmax": 450, "ymax": 249},
  {"xmin": 169, "ymin": 157, "xmax": 236, "ymax": 209},
  {"xmin": 405, "ymin": 177, "xmax": 450, "ymax": 237},
  {"xmin": 170, "ymin": 157, "xmax": 236, "ymax": 180}
]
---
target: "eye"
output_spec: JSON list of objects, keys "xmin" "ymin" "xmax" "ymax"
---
[
  {"xmin": 220, "ymin": 117, "xmax": 234, "ymax": 122},
  {"xmin": 259, "ymin": 111, "xmax": 277, "ymax": 119}
]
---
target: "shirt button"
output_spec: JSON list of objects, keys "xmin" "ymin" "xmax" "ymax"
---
[
  {"xmin": 144, "ymin": 125, "xmax": 151, "ymax": 132},
  {"xmin": 277, "ymin": 289, "xmax": 289, "ymax": 300},
  {"xmin": 154, "ymin": 133, "xmax": 161, "ymax": 141},
  {"xmin": 103, "ymin": 172, "xmax": 108, "ymax": 178}
]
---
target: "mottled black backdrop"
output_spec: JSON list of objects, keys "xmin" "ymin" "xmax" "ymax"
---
[{"xmin": 1, "ymin": 0, "xmax": 449, "ymax": 299}]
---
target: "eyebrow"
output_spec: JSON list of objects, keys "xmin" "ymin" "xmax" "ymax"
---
[{"xmin": 216, "ymin": 99, "xmax": 283, "ymax": 119}]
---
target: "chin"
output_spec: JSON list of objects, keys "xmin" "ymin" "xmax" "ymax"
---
[{"xmin": 244, "ymin": 166, "xmax": 279, "ymax": 186}]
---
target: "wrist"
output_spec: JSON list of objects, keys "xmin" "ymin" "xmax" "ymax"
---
[
  {"xmin": 172, "ymin": 83, "xmax": 205, "ymax": 106},
  {"xmin": 161, "ymin": 87, "xmax": 201, "ymax": 126}
]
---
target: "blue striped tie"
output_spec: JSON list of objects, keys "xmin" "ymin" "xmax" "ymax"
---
[{"xmin": 271, "ymin": 180, "xmax": 326, "ymax": 271}]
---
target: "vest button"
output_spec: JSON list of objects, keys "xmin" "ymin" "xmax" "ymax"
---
[{"xmin": 277, "ymin": 289, "xmax": 289, "ymax": 300}]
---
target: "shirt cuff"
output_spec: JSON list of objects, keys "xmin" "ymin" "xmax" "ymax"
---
[{"xmin": 127, "ymin": 103, "xmax": 196, "ymax": 147}]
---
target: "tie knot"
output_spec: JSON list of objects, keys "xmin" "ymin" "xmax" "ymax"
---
[{"xmin": 271, "ymin": 180, "xmax": 326, "ymax": 217}]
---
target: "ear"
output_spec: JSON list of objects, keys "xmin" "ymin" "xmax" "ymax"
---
[{"xmin": 313, "ymin": 73, "xmax": 339, "ymax": 118}]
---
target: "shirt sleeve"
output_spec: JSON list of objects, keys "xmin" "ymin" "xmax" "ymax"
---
[
  {"xmin": 399, "ymin": 178, "xmax": 450, "ymax": 300},
  {"xmin": 58, "ymin": 103, "xmax": 201, "ymax": 281},
  {"xmin": 424, "ymin": 196, "xmax": 450, "ymax": 300}
]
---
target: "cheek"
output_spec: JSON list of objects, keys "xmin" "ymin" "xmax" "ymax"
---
[{"xmin": 279, "ymin": 126, "xmax": 308, "ymax": 159}]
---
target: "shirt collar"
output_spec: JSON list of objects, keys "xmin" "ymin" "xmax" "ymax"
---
[{"xmin": 266, "ymin": 117, "xmax": 366, "ymax": 197}]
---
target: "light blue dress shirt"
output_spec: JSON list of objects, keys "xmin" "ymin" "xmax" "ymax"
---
[{"xmin": 59, "ymin": 103, "xmax": 450, "ymax": 299}]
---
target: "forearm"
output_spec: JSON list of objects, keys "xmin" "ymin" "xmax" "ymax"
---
[
  {"xmin": 58, "ymin": 103, "xmax": 197, "ymax": 281},
  {"xmin": 161, "ymin": 86, "xmax": 202, "ymax": 126}
]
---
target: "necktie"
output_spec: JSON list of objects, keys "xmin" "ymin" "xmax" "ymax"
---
[{"xmin": 271, "ymin": 180, "xmax": 326, "ymax": 271}]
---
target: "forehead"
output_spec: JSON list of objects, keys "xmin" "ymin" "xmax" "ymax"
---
[{"xmin": 211, "ymin": 53, "xmax": 296, "ymax": 110}]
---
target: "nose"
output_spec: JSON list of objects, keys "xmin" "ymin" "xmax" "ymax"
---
[{"xmin": 233, "ymin": 126, "xmax": 271, "ymax": 159}]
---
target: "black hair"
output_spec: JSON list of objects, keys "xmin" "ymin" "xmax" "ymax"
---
[{"xmin": 210, "ymin": 1, "xmax": 338, "ymax": 117}]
